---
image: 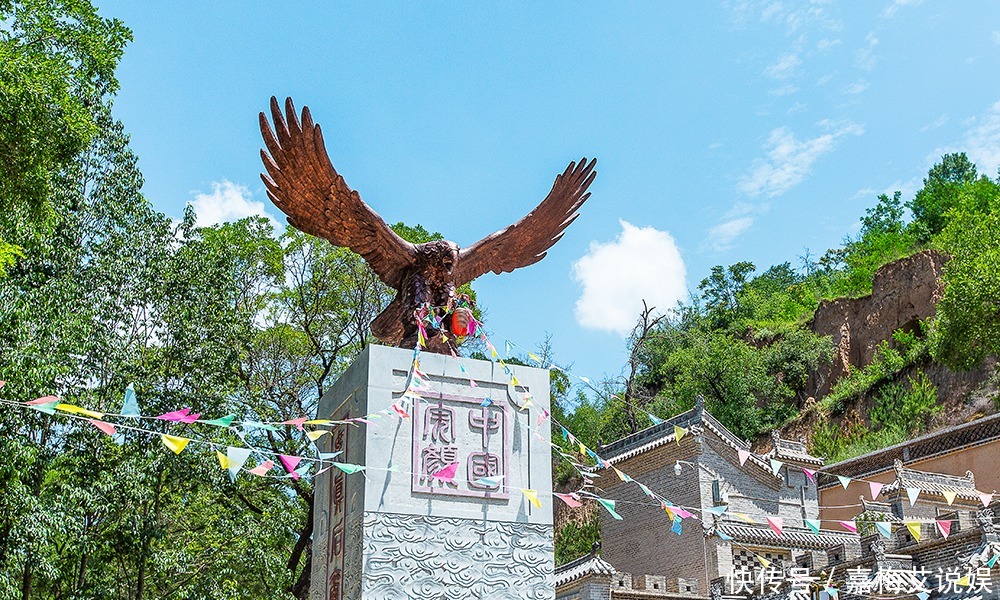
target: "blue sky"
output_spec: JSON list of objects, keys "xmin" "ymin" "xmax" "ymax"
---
[{"xmin": 96, "ymin": 1, "xmax": 1000, "ymax": 384}]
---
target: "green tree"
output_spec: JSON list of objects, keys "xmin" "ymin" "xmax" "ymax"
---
[
  {"xmin": 931, "ymin": 175, "xmax": 1000, "ymax": 368},
  {"xmin": 0, "ymin": 0, "xmax": 132, "ymax": 273},
  {"xmin": 910, "ymin": 152, "xmax": 978, "ymax": 241}
]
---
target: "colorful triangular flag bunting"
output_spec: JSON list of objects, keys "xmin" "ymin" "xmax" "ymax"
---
[
  {"xmin": 160, "ymin": 434, "xmax": 190, "ymax": 454},
  {"xmin": 767, "ymin": 516, "xmax": 784, "ymax": 536},
  {"xmin": 121, "ymin": 384, "xmax": 140, "ymax": 418},
  {"xmin": 522, "ymin": 488, "xmax": 541, "ymax": 508},
  {"xmin": 875, "ymin": 522, "xmax": 892, "ymax": 539},
  {"xmin": 936, "ymin": 519, "xmax": 951, "ymax": 538},
  {"xmin": 598, "ymin": 498, "xmax": 623, "ymax": 520}
]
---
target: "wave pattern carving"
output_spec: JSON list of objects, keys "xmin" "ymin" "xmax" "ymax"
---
[{"xmin": 361, "ymin": 512, "xmax": 554, "ymax": 599}]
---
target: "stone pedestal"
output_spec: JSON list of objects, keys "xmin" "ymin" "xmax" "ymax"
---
[{"xmin": 310, "ymin": 345, "xmax": 554, "ymax": 599}]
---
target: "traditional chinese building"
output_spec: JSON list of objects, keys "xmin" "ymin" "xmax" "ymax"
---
[
  {"xmin": 583, "ymin": 399, "xmax": 853, "ymax": 598},
  {"xmin": 556, "ymin": 402, "xmax": 1000, "ymax": 600}
]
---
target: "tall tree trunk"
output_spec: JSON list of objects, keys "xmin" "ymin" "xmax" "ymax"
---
[{"xmin": 288, "ymin": 493, "xmax": 314, "ymax": 598}]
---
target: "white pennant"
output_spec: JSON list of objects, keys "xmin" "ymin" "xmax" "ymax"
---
[{"xmin": 906, "ymin": 487, "xmax": 920, "ymax": 506}]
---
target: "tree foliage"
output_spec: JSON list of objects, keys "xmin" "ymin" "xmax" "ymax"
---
[{"xmin": 0, "ymin": 0, "xmax": 132, "ymax": 273}]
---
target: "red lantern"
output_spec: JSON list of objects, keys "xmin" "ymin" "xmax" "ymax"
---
[{"xmin": 450, "ymin": 307, "xmax": 472, "ymax": 337}]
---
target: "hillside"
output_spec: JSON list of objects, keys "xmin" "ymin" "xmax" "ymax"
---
[{"xmin": 553, "ymin": 151, "xmax": 1000, "ymax": 486}]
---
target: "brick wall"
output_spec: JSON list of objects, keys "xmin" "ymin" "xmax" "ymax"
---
[{"xmin": 600, "ymin": 437, "xmax": 707, "ymax": 594}]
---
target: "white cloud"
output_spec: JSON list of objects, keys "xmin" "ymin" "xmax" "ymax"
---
[
  {"xmin": 960, "ymin": 101, "xmax": 1000, "ymax": 175},
  {"xmin": 919, "ymin": 113, "xmax": 949, "ymax": 132},
  {"xmin": 770, "ymin": 84, "xmax": 800, "ymax": 96},
  {"xmin": 764, "ymin": 53, "xmax": 802, "ymax": 79},
  {"xmin": 881, "ymin": 0, "xmax": 922, "ymax": 18},
  {"xmin": 854, "ymin": 33, "xmax": 879, "ymax": 71},
  {"xmin": 816, "ymin": 38, "xmax": 842, "ymax": 52},
  {"xmin": 189, "ymin": 180, "xmax": 281, "ymax": 231},
  {"xmin": 572, "ymin": 221, "xmax": 687, "ymax": 336},
  {"xmin": 843, "ymin": 80, "xmax": 869, "ymax": 95},
  {"xmin": 927, "ymin": 102, "xmax": 1000, "ymax": 177},
  {"xmin": 739, "ymin": 121, "xmax": 864, "ymax": 197},
  {"xmin": 708, "ymin": 217, "xmax": 755, "ymax": 252}
]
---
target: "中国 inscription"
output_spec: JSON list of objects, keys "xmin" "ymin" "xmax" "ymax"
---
[{"xmin": 412, "ymin": 394, "xmax": 511, "ymax": 499}]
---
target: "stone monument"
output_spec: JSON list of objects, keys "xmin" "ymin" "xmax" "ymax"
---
[{"xmin": 310, "ymin": 344, "xmax": 555, "ymax": 599}]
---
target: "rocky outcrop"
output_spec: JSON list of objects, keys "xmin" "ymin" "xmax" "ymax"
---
[{"xmin": 807, "ymin": 250, "xmax": 947, "ymax": 398}]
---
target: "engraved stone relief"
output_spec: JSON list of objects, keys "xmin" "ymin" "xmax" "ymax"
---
[{"xmin": 361, "ymin": 512, "xmax": 554, "ymax": 599}]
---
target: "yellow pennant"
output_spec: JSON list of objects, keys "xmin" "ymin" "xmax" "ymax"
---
[
  {"xmin": 522, "ymin": 488, "xmax": 541, "ymax": 508},
  {"xmin": 161, "ymin": 434, "xmax": 190, "ymax": 455},
  {"xmin": 528, "ymin": 352, "xmax": 541, "ymax": 363},
  {"xmin": 305, "ymin": 419, "xmax": 334, "ymax": 425},
  {"xmin": 56, "ymin": 403, "xmax": 104, "ymax": 419},
  {"xmin": 757, "ymin": 556, "xmax": 770, "ymax": 568},
  {"xmin": 521, "ymin": 397, "xmax": 533, "ymax": 411},
  {"xmin": 957, "ymin": 575, "xmax": 971, "ymax": 587},
  {"xmin": 942, "ymin": 490, "xmax": 957, "ymax": 505},
  {"xmin": 674, "ymin": 425, "xmax": 687, "ymax": 445},
  {"xmin": 733, "ymin": 512, "xmax": 755, "ymax": 524},
  {"xmin": 905, "ymin": 521, "xmax": 921, "ymax": 542},
  {"xmin": 579, "ymin": 442, "xmax": 588, "ymax": 456},
  {"xmin": 614, "ymin": 467, "xmax": 628, "ymax": 482},
  {"xmin": 306, "ymin": 430, "xmax": 329, "ymax": 441},
  {"xmin": 664, "ymin": 505, "xmax": 675, "ymax": 520},
  {"xmin": 511, "ymin": 376, "xmax": 520, "ymax": 386},
  {"xmin": 216, "ymin": 451, "xmax": 230, "ymax": 469}
]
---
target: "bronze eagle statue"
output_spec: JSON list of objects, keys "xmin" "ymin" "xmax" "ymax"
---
[{"xmin": 259, "ymin": 97, "xmax": 596, "ymax": 354}]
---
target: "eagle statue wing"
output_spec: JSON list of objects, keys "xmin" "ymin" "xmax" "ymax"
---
[
  {"xmin": 454, "ymin": 158, "xmax": 597, "ymax": 286},
  {"xmin": 260, "ymin": 97, "xmax": 417, "ymax": 288}
]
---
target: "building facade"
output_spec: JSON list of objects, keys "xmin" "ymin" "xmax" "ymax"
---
[{"xmin": 555, "ymin": 404, "xmax": 1000, "ymax": 600}]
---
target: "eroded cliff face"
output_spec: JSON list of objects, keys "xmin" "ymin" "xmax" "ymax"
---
[{"xmin": 807, "ymin": 250, "xmax": 947, "ymax": 399}]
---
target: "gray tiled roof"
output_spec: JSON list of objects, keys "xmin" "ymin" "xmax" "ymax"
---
[
  {"xmin": 554, "ymin": 550, "xmax": 616, "ymax": 587},
  {"xmin": 717, "ymin": 522, "xmax": 855, "ymax": 550},
  {"xmin": 768, "ymin": 441, "xmax": 824, "ymax": 466},
  {"xmin": 821, "ymin": 413, "xmax": 1000, "ymax": 483},
  {"xmin": 881, "ymin": 461, "xmax": 980, "ymax": 500},
  {"xmin": 597, "ymin": 402, "xmax": 777, "ymax": 479}
]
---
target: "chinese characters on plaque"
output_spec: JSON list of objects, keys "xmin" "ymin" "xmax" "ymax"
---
[
  {"xmin": 411, "ymin": 394, "xmax": 511, "ymax": 499},
  {"xmin": 326, "ymin": 410, "xmax": 350, "ymax": 599}
]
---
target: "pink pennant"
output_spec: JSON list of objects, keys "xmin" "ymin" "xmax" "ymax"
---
[
  {"xmin": 352, "ymin": 418, "xmax": 376, "ymax": 426},
  {"xmin": 27, "ymin": 395, "xmax": 60, "ymax": 405},
  {"xmin": 839, "ymin": 520, "xmax": 858, "ymax": 533},
  {"xmin": 537, "ymin": 409, "xmax": 550, "ymax": 427},
  {"xmin": 391, "ymin": 403, "xmax": 410, "ymax": 419},
  {"xmin": 249, "ymin": 460, "xmax": 274, "ymax": 476},
  {"xmin": 737, "ymin": 449, "xmax": 751, "ymax": 466},
  {"xmin": 87, "ymin": 419, "xmax": 117, "ymax": 436},
  {"xmin": 669, "ymin": 505, "xmax": 695, "ymax": 519},
  {"xmin": 281, "ymin": 417, "xmax": 308, "ymax": 431},
  {"xmin": 767, "ymin": 516, "xmax": 784, "ymax": 537},
  {"xmin": 979, "ymin": 492, "xmax": 994, "ymax": 507},
  {"xmin": 156, "ymin": 408, "xmax": 192, "ymax": 422},
  {"xmin": 803, "ymin": 468, "xmax": 816, "ymax": 483},
  {"xmin": 555, "ymin": 493, "xmax": 583, "ymax": 508},
  {"xmin": 431, "ymin": 463, "xmax": 458, "ymax": 481},
  {"xmin": 869, "ymin": 481, "xmax": 884, "ymax": 499},
  {"xmin": 936, "ymin": 520, "xmax": 951, "ymax": 538},
  {"xmin": 278, "ymin": 454, "xmax": 302, "ymax": 476},
  {"xmin": 469, "ymin": 379, "xmax": 478, "ymax": 388}
]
